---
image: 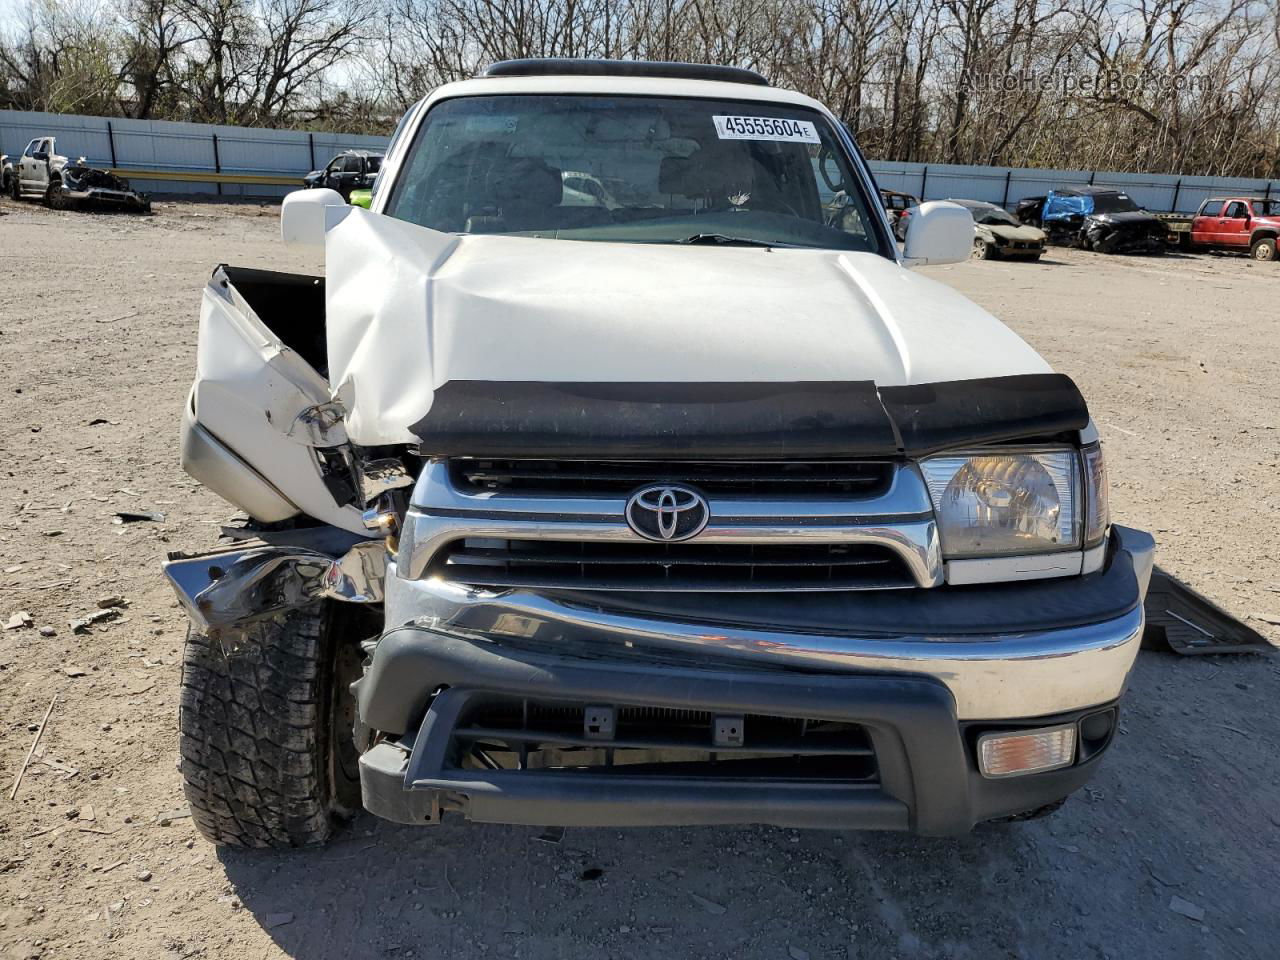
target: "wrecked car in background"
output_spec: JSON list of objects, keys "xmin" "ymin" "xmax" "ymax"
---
[
  {"xmin": 8, "ymin": 136, "xmax": 149, "ymax": 211},
  {"xmin": 1041, "ymin": 187, "xmax": 1167, "ymax": 254},
  {"xmin": 947, "ymin": 198, "xmax": 1046, "ymax": 260},
  {"xmin": 304, "ymin": 150, "xmax": 383, "ymax": 201},
  {"xmin": 163, "ymin": 58, "xmax": 1154, "ymax": 849}
]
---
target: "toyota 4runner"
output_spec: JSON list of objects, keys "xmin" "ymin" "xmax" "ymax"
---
[{"xmin": 164, "ymin": 59, "xmax": 1155, "ymax": 846}]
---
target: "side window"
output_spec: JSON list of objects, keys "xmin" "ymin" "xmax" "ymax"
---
[
  {"xmin": 24, "ymin": 139, "xmax": 38, "ymax": 157},
  {"xmin": 1225, "ymin": 201, "xmax": 1248, "ymax": 219},
  {"xmin": 1196, "ymin": 200, "xmax": 1218, "ymax": 217},
  {"xmin": 344, "ymin": 156, "xmax": 362, "ymax": 174},
  {"xmin": 327, "ymin": 157, "xmax": 344, "ymax": 173}
]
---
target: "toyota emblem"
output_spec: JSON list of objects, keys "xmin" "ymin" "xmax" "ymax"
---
[{"xmin": 625, "ymin": 485, "xmax": 710, "ymax": 542}]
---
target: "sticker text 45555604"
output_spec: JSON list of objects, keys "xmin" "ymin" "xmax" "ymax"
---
[{"xmin": 713, "ymin": 115, "xmax": 821, "ymax": 143}]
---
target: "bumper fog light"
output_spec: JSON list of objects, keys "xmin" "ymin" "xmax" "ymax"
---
[{"xmin": 977, "ymin": 724, "xmax": 1076, "ymax": 778}]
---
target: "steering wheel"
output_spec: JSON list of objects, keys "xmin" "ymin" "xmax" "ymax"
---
[{"xmin": 817, "ymin": 146, "xmax": 844, "ymax": 192}]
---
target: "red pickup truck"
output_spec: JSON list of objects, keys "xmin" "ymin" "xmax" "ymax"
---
[{"xmin": 1186, "ymin": 197, "xmax": 1280, "ymax": 260}]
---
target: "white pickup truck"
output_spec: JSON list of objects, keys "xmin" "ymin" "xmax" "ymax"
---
[
  {"xmin": 8, "ymin": 136, "xmax": 149, "ymax": 210},
  {"xmin": 163, "ymin": 58, "xmax": 1154, "ymax": 847}
]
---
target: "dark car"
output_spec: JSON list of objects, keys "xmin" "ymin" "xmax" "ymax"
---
[
  {"xmin": 1040, "ymin": 187, "xmax": 1167, "ymax": 254},
  {"xmin": 880, "ymin": 189, "xmax": 919, "ymax": 239},
  {"xmin": 304, "ymin": 150, "xmax": 384, "ymax": 201},
  {"xmin": 1014, "ymin": 195, "xmax": 1046, "ymax": 227}
]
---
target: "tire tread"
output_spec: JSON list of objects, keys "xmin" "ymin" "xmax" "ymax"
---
[{"xmin": 178, "ymin": 608, "xmax": 334, "ymax": 848}]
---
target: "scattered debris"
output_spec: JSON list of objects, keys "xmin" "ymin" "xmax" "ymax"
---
[
  {"xmin": 690, "ymin": 892, "xmax": 727, "ymax": 916},
  {"xmin": 5, "ymin": 611, "xmax": 33, "ymax": 630},
  {"xmin": 87, "ymin": 418, "xmax": 116, "ymax": 426},
  {"xmin": 38, "ymin": 627, "xmax": 57, "ymax": 637},
  {"xmin": 9, "ymin": 695, "xmax": 57, "ymax": 800},
  {"xmin": 1143, "ymin": 569, "xmax": 1276, "ymax": 655},
  {"xmin": 1254, "ymin": 613, "xmax": 1280, "ymax": 626},
  {"xmin": 61, "ymin": 665, "xmax": 88, "ymax": 677},
  {"xmin": 70, "ymin": 608, "xmax": 120, "ymax": 633},
  {"xmin": 113, "ymin": 510, "xmax": 165, "ymax": 524},
  {"xmin": 263, "ymin": 913, "xmax": 295, "ymax": 929},
  {"xmin": 96, "ymin": 310, "xmax": 139, "ymax": 324},
  {"xmin": 1168, "ymin": 896, "xmax": 1205, "ymax": 922},
  {"xmin": 535, "ymin": 826, "xmax": 565, "ymax": 844},
  {"xmin": 579, "ymin": 868, "xmax": 604, "ymax": 881},
  {"xmin": 97, "ymin": 860, "xmax": 127, "ymax": 874},
  {"xmin": 136, "ymin": 869, "xmax": 153, "ymax": 882},
  {"xmin": 96, "ymin": 596, "xmax": 128, "ymax": 609},
  {"xmin": 156, "ymin": 808, "xmax": 192, "ymax": 826},
  {"xmin": 788, "ymin": 947, "xmax": 811, "ymax": 960},
  {"xmin": 78, "ymin": 804, "xmax": 96, "ymax": 822}
]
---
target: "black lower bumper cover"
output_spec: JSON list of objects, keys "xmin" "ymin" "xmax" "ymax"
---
[{"xmin": 357, "ymin": 631, "xmax": 1113, "ymax": 836}]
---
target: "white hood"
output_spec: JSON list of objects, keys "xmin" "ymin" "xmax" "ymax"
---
[{"xmin": 324, "ymin": 208, "xmax": 1051, "ymax": 445}]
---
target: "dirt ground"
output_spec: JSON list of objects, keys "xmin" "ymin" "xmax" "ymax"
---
[{"xmin": 2, "ymin": 196, "xmax": 1278, "ymax": 960}]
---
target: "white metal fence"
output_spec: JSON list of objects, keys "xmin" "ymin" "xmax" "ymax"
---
[
  {"xmin": 2, "ymin": 108, "xmax": 1276, "ymax": 210},
  {"xmin": 0, "ymin": 110, "xmax": 387, "ymax": 197}
]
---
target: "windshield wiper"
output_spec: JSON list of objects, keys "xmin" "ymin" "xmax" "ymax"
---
[{"xmin": 676, "ymin": 233, "xmax": 781, "ymax": 247}]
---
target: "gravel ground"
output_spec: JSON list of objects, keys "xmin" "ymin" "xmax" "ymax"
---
[{"xmin": 1, "ymin": 196, "xmax": 1278, "ymax": 960}]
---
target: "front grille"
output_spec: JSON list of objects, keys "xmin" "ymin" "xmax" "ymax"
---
[
  {"xmin": 430, "ymin": 538, "xmax": 913, "ymax": 591},
  {"xmin": 448, "ymin": 698, "xmax": 879, "ymax": 782},
  {"xmin": 450, "ymin": 458, "xmax": 895, "ymax": 497}
]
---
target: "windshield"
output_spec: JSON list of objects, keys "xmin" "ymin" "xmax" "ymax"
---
[
  {"xmin": 976, "ymin": 207, "xmax": 1019, "ymax": 226},
  {"xmin": 1091, "ymin": 193, "xmax": 1139, "ymax": 213},
  {"xmin": 384, "ymin": 94, "xmax": 888, "ymax": 255}
]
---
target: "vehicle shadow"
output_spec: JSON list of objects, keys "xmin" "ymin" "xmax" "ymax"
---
[{"xmin": 219, "ymin": 620, "xmax": 1280, "ymax": 960}]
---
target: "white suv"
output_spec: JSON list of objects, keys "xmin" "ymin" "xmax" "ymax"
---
[{"xmin": 165, "ymin": 59, "xmax": 1154, "ymax": 846}]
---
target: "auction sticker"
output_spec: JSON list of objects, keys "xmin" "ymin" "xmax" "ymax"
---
[{"xmin": 713, "ymin": 115, "xmax": 821, "ymax": 143}]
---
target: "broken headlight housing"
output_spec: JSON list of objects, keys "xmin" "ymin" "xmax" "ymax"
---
[{"xmin": 919, "ymin": 446, "xmax": 1082, "ymax": 559}]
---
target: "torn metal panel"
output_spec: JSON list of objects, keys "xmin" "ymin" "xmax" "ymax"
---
[
  {"xmin": 59, "ymin": 161, "xmax": 150, "ymax": 211},
  {"xmin": 163, "ymin": 540, "xmax": 387, "ymax": 632},
  {"xmin": 191, "ymin": 266, "xmax": 365, "ymax": 535},
  {"xmin": 322, "ymin": 208, "xmax": 1053, "ymax": 447}
]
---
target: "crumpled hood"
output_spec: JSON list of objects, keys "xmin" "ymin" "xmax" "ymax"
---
[
  {"xmin": 1090, "ymin": 210, "xmax": 1162, "ymax": 227},
  {"xmin": 324, "ymin": 208, "xmax": 1051, "ymax": 445},
  {"xmin": 987, "ymin": 224, "xmax": 1046, "ymax": 243}
]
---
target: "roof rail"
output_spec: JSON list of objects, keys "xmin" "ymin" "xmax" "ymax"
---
[{"xmin": 479, "ymin": 58, "xmax": 769, "ymax": 87}]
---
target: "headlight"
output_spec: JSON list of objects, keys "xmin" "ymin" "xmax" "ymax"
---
[{"xmin": 919, "ymin": 447, "xmax": 1080, "ymax": 558}]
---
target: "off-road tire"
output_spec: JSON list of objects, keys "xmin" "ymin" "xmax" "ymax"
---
[
  {"xmin": 1250, "ymin": 237, "xmax": 1277, "ymax": 262},
  {"xmin": 178, "ymin": 603, "xmax": 359, "ymax": 848}
]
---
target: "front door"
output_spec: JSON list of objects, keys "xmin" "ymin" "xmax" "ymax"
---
[{"xmin": 1220, "ymin": 201, "xmax": 1251, "ymax": 247}]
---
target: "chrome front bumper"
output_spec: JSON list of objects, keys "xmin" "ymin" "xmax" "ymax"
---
[{"xmin": 379, "ymin": 525, "xmax": 1155, "ymax": 724}]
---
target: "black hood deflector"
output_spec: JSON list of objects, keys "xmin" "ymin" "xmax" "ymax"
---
[{"xmin": 410, "ymin": 374, "xmax": 1089, "ymax": 459}]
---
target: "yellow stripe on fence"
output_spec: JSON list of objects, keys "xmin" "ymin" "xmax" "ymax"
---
[{"xmin": 109, "ymin": 168, "xmax": 305, "ymax": 186}]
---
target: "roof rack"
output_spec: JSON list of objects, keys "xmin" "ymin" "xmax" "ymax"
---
[{"xmin": 479, "ymin": 58, "xmax": 770, "ymax": 87}]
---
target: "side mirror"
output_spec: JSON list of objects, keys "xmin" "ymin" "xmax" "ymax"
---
[
  {"xmin": 281, "ymin": 187, "xmax": 345, "ymax": 249},
  {"xmin": 902, "ymin": 201, "xmax": 974, "ymax": 266}
]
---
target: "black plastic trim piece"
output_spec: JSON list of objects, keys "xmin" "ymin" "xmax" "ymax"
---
[
  {"xmin": 410, "ymin": 375, "xmax": 1090, "ymax": 459},
  {"xmin": 878, "ymin": 373, "xmax": 1089, "ymax": 455},
  {"xmin": 354, "ymin": 630, "xmax": 1122, "ymax": 833},
  {"xmin": 479, "ymin": 58, "xmax": 770, "ymax": 87},
  {"xmin": 411, "ymin": 381, "xmax": 900, "ymax": 458}
]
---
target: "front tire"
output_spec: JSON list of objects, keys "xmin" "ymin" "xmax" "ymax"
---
[
  {"xmin": 1250, "ymin": 237, "xmax": 1277, "ymax": 261},
  {"xmin": 44, "ymin": 180, "xmax": 72, "ymax": 210},
  {"xmin": 178, "ymin": 603, "xmax": 360, "ymax": 848},
  {"xmin": 973, "ymin": 239, "xmax": 997, "ymax": 260}
]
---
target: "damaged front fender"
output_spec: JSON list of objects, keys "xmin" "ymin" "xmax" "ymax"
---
[{"xmin": 163, "ymin": 540, "xmax": 386, "ymax": 632}]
